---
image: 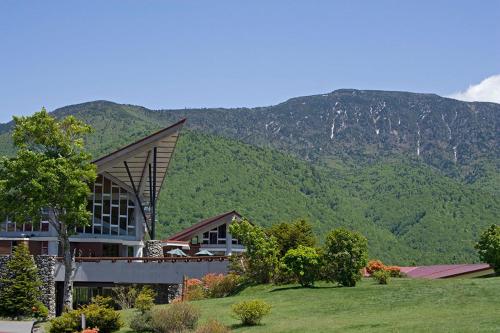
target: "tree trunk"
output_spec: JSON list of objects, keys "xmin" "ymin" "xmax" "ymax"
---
[{"xmin": 60, "ymin": 226, "xmax": 74, "ymax": 311}]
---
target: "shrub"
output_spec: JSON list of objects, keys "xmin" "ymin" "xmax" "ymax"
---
[
  {"xmin": 283, "ymin": 245, "xmax": 321, "ymax": 287},
  {"xmin": 322, "ymin": 228, "xmax": 368, "ymax": 287},
  {"xmin": 91, "ymin": 295, "xmax": 115, "ymax": 309},
  {"xmin": 385, "ymin": 266, "xmax": 402, "ymax": 277},
  {"xmin": 229, "ymin": 219, "xmax": 280, "ymax": 284},
  {"xmin": 129, "ymin": 310, "xmax": 154, "ymax": 332},
  {"xmin": 0, "ymin": 244, "xmax": 42, "ymax": 319},
  {"xmin": 231, "ymin": 299, "xmax": 271, "ymax": 326},
  {"xmin": 82, "ymin": 329, "xmax": 99, "ymax": 333},
  {"xmin": 373, "ymin": 269, "xmax": 391, "ymax": 284},
  {"xmin": 32, "ymin": 302, "xmax": 49, "ymax": 321},
  {"xmin": 49, "ymin": 303, "xmax": 122, "ymax": 333},
  {"xmin": 112, "ymin": 286, "xmax": 138, "ymax": 309},
  {"xmin": 202, "ymin": 273, "xmax": 241, "ymax": 298},
  {"xmin": 195, "ymin": 319, "xmax": 231, "ymax": 333},
  {"xmin": 151, "ymin": 302, "xmax": 200, "ymax": 333},
  {"xmin": 135, "ymin": 286, "xmax": 156, "ymax": 313},
  {"xmin": 475, "ymin": 224, "xmax": 500, "ymax": 274},
  {"xmin": 366, "ymin": 260, "xmax": 386, "ymax": 274}
]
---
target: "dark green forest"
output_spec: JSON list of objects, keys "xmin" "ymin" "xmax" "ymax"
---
[{"xmin": 0, "ymin": 95, "xmax": 498, "ymax": 265}]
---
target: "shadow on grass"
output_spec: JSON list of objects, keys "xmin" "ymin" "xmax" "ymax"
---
[
  {"xmin": 230, "ymin": 323, "xmax": 266, "ymax": 330},
  {"xmin": 270, "ymin": 285, "xmax": 341, "ymax": 292}
]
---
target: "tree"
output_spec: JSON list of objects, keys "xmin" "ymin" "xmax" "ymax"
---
[
  {"xmin": 283, "ymin": 245, "xmax": 320, "ymax": 287},
  {"xmin": 322, "ymin": 227, "xmax": 368, "ymax": 287},
  {"xmin": 0, "ymin": 109, "xmax": 96, "ymax": 310},
  {"xmin": 475, "ymin": 224, "xmax": 500, "ymax": 274},
  {"xmin": 0, "ymin": 244, "xmax": 42, "ymax": 318},
  {"xmin": 267, "ymin": 219, "xmax": 316, "ymax": 256},
  {"xmin": 229, "ymin": 219, "xmax": 279, "ymax": 284}
]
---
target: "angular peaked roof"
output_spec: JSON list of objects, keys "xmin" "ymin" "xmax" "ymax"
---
[
  {"xmin": 93, "ymin": 118, "xmax": 186, "ymax": 202},
  {"xmin": 167, "ymin": 211, "xmax": 242, "ymax": 241}
]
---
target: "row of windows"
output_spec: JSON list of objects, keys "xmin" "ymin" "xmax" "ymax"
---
[{"xmin": 192, "ymin": 224, "xmax": 242, "ymax": 245}]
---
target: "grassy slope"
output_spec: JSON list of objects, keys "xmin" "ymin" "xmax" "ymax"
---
[{"xmin": 118, "ymin": 277, "xmax": 500, "ymax": 333}]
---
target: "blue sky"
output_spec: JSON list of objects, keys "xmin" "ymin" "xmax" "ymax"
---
[{"xmin": 0, "ymin": 1, "xmax": 499, "ymax": 123}]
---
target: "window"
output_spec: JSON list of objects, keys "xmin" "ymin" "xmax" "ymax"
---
[{"xmin": 41, "ymin": 241, "xmax": 48, "ymax": 255}]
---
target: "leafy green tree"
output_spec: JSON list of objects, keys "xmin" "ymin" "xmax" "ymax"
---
[
  {"xmin": 229, "ymin": 219, "xmax": 279, "ymax": 284},
  {"xmin": 283, "ymin": 245, "xmax": 321, "ymax": 287},
  {"xmin": 0, "ymin": 109, "xmax": 96, "ymax": 310},
  {"xmin": 475, "ymin": 224, "xmax": 500, "ymax": 274},
  {"xmin": 322, "ymin": 227, "xmax": 368, "ymax": 287},
  {"xmin": 0, "ymin": 244, "xmax": 42, "ymax": 319},
  {"xmin": 267, "ymin": 219, "xmax": 316, "ymax": 256}
]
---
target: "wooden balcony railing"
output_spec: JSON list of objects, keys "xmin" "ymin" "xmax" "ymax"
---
[{"xmin": 55, "ymin": 256, "xmax": 229, "ymax": 263}]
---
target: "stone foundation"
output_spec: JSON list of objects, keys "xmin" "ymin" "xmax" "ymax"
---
[{"xmin": 143, "ymin": 240, "xmax": 163, "ymax": 257}]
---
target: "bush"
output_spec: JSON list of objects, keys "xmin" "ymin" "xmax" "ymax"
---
[
  {"xmin": 32, "ymin": 302, "xmax": 49, "ymax": 321},
  {"xmin": 49, "ymin": 302, "xmax": 122, "ymax": 333},
  {"xmin": 231, "ymin": 299, "xmax": 271, "ymax": 326},
  {"xmin": 283, "ymin": 245, "xmax": 321, "ymax": 287},
  {"xmin": 195, "ymin": 319, "xmax": 231, "ymax": 333},
  {"xmin": 129, "ymin": 310, "xmax": 154, "ymax": 332},
  {"xmin": 366, "ymin": 260, "xmax": 386, "ymax": 274},
  {"xmin": 373, "ymin": 269, "xmax": 391, "ymax": 284},
  {"xmin": 475, "ymin": 224, "xmax": 500, "ymax": 274},
  {"xmin": 202, "ymin": 273, "xmax": 241, "ymax": 298},
  {"xmin": 385, "ymin": 266, "xmax": 402, "ymax": 277},
  {"xmin": 91, "ymin": 295, "xmax": 115, "ymax": 309},
  {"xmin": 186, "ymin": 281, "xmax": 206, "ymax": 301},
  {"xmin": 322, "ymin": 228, "xmax": 368, "ymax": 287},
  {"xmin": 151, "ymin": 302, "xmax": 200, "ymax": 333},
  {"xmin": 135, "ymin": 286, "xmax": 156, "ymax": 313},
  {"xmin": 112, "ymin": 286, "xmax": 138, "ymax": 309}
]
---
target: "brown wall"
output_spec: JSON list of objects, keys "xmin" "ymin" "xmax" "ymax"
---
[
  {"xmin": 29, "ymin": 241, "xmax": 42, "ymax": 255},
  {"xmin": 70, "ymin": 242, "xmax": 103, "ymax": 257},
  {"xmin": 0, "ymin": 240, "xmax": 11, "ymax": 255}
]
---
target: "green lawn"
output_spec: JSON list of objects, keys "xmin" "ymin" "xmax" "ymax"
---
[{"xmin": 119, "ymin": 277, "xmax": 500, "ymax": 333}]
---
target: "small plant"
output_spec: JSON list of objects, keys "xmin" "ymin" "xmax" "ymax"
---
[
  {"xmin": 385, "ymin": 265, "xmax": 402, "ymax": 277},
  {"xmin": 135, "ymin": 286, "xmax": 156, "ymax": 313},
  {"xmin": 231, "ymin": 299, "xmax": 271, "ymax": 326},
  {"xmin": 373, "ymin": 269, "xmax": 391, "ymax": 285},
  {"xmin": 366, "ymin": 260, "xmax": 386, "ymax": 274},
  {"xmin": 91, "ymin": 295, "xmax": 115, "ymax": 308},
  {"xmin": 112, "ymin": 285, "xmax": 139, "ymax": 309},
  {"xmin": 151, "ymin": 302, "xmax": 201, "ymax": 333},
  {"xmin": 32, "ymin": 302, "xmax": 49, "ymax": 321},
  {"xmin": 195, "ymin": 319, "xmax": 231, "ymax": 333},
  {"xmin": 129, "ymin": 310, "xmax": 154, "ymax": 332},
  {"xmin": 475, "ymin": 224, "xmax": 500, "ymax": 274},
  {"xmin": 81, "ymin": 329, "xmax": 99, "ymax": 333}
]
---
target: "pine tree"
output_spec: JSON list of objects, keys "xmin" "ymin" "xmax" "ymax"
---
[{"xmin": 0, "ymin": 244, "xmax": 42, "ymax": 319}]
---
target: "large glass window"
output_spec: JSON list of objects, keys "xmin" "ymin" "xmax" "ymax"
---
[{"xmin": 83, "ymin": 175, "xmax": 136, "ymax": 237}]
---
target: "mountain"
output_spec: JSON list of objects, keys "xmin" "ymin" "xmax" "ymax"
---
[{"xmin": 0, "ymin": 90, "xmax": 498, "ymax": 265}]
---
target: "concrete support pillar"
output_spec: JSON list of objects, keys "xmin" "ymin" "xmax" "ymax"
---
[{"xmin": 226, "ymin": 224, "xmax": 233, "ymax": 256}]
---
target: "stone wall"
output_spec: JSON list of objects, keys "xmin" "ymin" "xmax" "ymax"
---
[
  {"xmin": 143, "ymin": 240, "xmax": 163, "ymax": 257},
  {"xmin": 34, "ymin": 255, "xmax": 56, "ymax": 317},
  {"xmin": 0, "ymin": 254, "xmax": 56, "ymax": 318}
]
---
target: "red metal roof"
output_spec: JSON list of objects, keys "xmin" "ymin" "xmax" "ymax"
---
[
  {"xmin": 166, "ymin": 211, "xmax": 242, "ymax": 241},
  {"xmin": 400, "ymin": 263, "xmax": 491, "ymax": 279}
]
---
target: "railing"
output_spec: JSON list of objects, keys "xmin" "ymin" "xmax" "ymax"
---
[{"xmin": 55, "ymin": 256, "xmax": 229, "ymax": 263}]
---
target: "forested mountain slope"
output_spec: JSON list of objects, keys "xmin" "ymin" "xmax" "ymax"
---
[{"xmin": 0, "ymin": 91, "xmax": 498, "ymax": 264}]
